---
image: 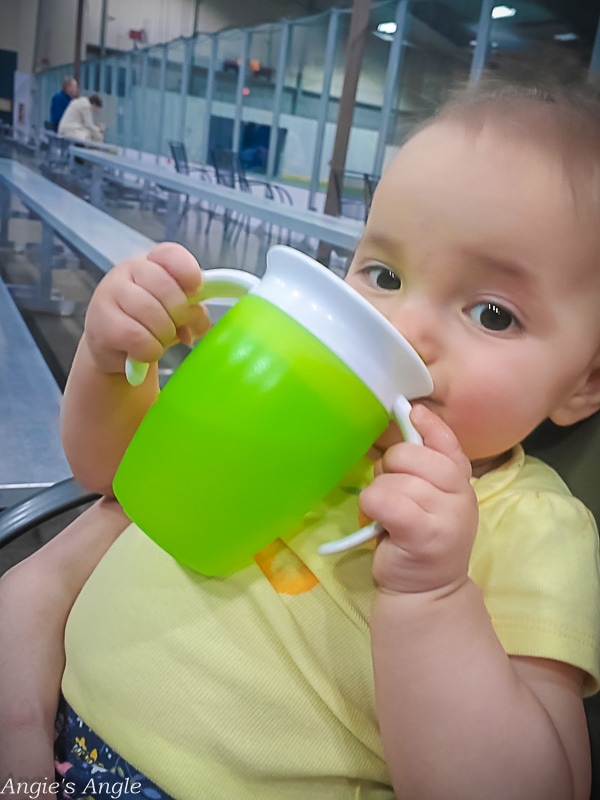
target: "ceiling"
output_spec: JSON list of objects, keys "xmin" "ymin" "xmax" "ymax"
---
[
  {"xmin": 338, "ymin": 0, "xmax": 600, "ymax": 49},
  {"xmin": 366, "ymin": 0, "xmax": 599, "ymax": 59}
]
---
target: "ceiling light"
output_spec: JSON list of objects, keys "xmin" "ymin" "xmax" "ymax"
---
[
  {"xmin": 554, "ymin": 32, "xmax": 579, "ymax": 42},
  {"xmin": 377, "ymin": 22, "xmax": 397, "ymax": 35},
  {"xmin": 491, "ymin": 6, "xmax": 516, "ymax": 19}
]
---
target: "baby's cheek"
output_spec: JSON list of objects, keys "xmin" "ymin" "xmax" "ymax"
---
[{"xmin": 444, "ymin": 388, "xmax": 516, "ymax": 461}]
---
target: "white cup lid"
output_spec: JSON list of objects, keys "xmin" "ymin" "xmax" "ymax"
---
[{"xmin": 253, "ymin": 246, "xmax": 433, "ymax": 410}]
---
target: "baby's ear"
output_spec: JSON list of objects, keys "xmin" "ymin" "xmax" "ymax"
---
[{"xmin": 550, "ymin": 364, "xmax": 600, "ymax": 427}]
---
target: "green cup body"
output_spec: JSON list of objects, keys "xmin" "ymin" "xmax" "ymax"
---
[{"xmin": 113, "ymin": 295, "xmax": 388, "ymax": 575}]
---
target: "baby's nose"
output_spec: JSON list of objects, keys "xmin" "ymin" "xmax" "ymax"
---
[{"xmin": 387, "ymin": 303, "xmax": 439, "ymax": 366}]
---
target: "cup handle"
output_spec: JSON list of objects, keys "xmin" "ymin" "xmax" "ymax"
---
[
  {"xmin": 124, "ymin": 269, "xmax": 261, "ymax": 386},
  {"xmin": 317, "ymin": 395, "xmax": 422, "ymax": 555}
]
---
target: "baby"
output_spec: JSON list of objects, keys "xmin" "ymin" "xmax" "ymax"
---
[{"xmin": 2, "ymin": 83, "xmax": 600, "ymax": 800}]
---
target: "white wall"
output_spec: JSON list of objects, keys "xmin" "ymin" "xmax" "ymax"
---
[
  {"xmin": 35, "ymin": 0, "xmax": 78, "ymax": 71},
  {"xmin": 11, "ymin": 0, "xmax": 331, "ymax": 73},
  {"xmin": 85, "ymin": 0, "xmax": 196, "ymax": 52},
  {"xmin": 0, "ymin": 0, "xmax": 39, "ymax": 72}
]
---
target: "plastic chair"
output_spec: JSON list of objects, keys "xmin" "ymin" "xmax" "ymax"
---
[
  {"xmin": 165, "ymin": 140, "xmax": 213, "ymax": 228},
  {"xmin": 0, "ymin": 477, "xmax": 100, "ymax": 551},
  {"xmin": 168, "ymin": 141, "xmax": 211, "ymax": 180},
  {"xmin": 210, "ymin": 148, "xmax": 293, "ymax": 243}
]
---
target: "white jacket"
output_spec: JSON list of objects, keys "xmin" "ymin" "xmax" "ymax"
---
[{"xmin": 58, "ymin": 97, "xmax": 104, "ymax": 142}]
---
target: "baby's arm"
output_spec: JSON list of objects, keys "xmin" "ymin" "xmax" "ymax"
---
[
  {"xmin": 366, "ymin": 405, "xmax": 590, "ymax": 800},
  {"xmin": 0, "ymin": 498, "xmax": 128, "ymax": 788},
  {"xmin": 61, "ymin": 242, "xmax": 210, "ymax": 495}
]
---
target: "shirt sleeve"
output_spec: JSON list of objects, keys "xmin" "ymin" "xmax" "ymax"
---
[
  {"xmin": 79, "ymin": 101, "xmax": 96, "ymax": 133},
  {"xmin": 470, "ymin": 487, "xmax": 600, "ymax": 696}
]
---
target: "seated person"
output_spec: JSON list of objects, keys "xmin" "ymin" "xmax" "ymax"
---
[
  {"xmin": 49, "ymin": 77, "xmax": 78, "ymax": 133},
  {"xmin": 2, "ymin": 81, "xmax": 600, "ymax": 799},
  {"xmin": 57, "ymin": 94, "xmax": 104, "ymax": 143}
]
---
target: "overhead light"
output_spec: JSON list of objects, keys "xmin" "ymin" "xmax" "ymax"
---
[
  {"xmin": 491, "ymin": 6, "xmax": 516, "ymax": 19},
  {"xmin": 377, "ymin": 21, "xmax": 397, "ymax": 35},
  {"xmin": 554, "ymin": 32, "xmax": 579, "ymax": 42}
]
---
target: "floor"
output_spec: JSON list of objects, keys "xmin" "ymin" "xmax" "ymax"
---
[{"xmin": 0, "ymin": 146, "xmax": 352, "ymax": 575}]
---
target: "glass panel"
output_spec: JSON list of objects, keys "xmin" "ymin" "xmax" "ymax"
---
[
  {"xmin": 282, "ymin": 11, "xmax": 338, "ymax": 187},
  {"xmin": 484, "ymin": 1, "xmax": 597, "ymax": 85},
  {"xmin": 346, "ymin": 0, "xmax": 399, "ymax": 177},
  {"xmin": 159, "ymin": 40, "xmax": 187, "ymax": 154},
  {"xmin": 117, "ymin": 65, "xmax": 127, "ymax": 98},
  {"xmin": 103, "ymin": 62, "xmax": 113, "ymax": 95},
  {"xmin": 238, "ymin": 22, "xmax": 281, "ymax": 174},
  {"xmin": 129, "ymin": 50, "xmax": 149, "ymax": 152},
  {"xmin": 102, "ymin": 59, "xmax": 118, "ymax": 144},
  {"xmin": 384, "ymin": 0, "xmax": 479, "ymax": 155},
  {"xmin": 184, "ymin": 34, "xmax": 214, "ymax": 162},
  {"xmin": 214, "ymin": 27, "xmax": 246, "ymax": 106},
  {"xmin": 207, "ymin": 29, "xmax": 246, "ymax": 157},
  {"xmin": 80, "ymin": 62, "xmax": 90, "ymax": 93},
  {"xmin": 190, "ymin": 34, "xmax": 213, "ymax": 98},
  {"xmin": 89, "ymin": 61, "xmax": 101, "ymax": 93},
  {"xmin": 166, "ymin": 39, "xmax": 186, "ymax": 94},
  {"xmin": 146, "ymin": 43, "xmax": 165, "ymax": 91}
]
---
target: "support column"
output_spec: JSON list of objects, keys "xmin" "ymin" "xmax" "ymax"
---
[
  {"xmin": 74, "ymin": 0, "xmax": 85, "ymax": 82},
  {"xmin": 322, "ymin": 0, "xmax": 372, "ymax": 219}
]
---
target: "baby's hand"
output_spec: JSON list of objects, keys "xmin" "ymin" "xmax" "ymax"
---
[
  {"xmin": 361, "ymin": 404, "xmax": 478, "ymax": 595},
  {"xmin": 84, "ymin": 242, "xmax": 211, "ymax": 375}
]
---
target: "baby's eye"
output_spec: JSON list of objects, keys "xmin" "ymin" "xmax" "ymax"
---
[
  {"xmin": 363, "ymin": 266, "xmax": 401, "ymax": 291},
  {"xmin": 467, "ymin": 302, "xmax": 519, "ymax": 332}
]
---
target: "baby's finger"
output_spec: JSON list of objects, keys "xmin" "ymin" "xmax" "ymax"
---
[
  {"xmin": 176, "ymin": 303, "xmax": 212, "ymax": 346},
  {"xmin": 381, "ymin": 442, "xmax": 469, "ymax": 493},
  {"xmin": 409, "ymin": 404, "xmax": 470, "ymax": 474},
  {"xmin": 147, "ymin": 242, "xmax": 203, "ymax": 298},
  {"xmin": 115, "ymin": 281, "xmax": 179, "ymax": 354},
  {"xmin": 128, "ymin": 259, "xmax": 197, "ymax": 331}
]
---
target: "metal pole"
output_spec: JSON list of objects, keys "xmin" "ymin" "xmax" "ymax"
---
[
  {"xmin": 200, "ymin": 35, "xmax": 217, "ymax": 163},
  {"xmin": 233, "ymin": 30, "xmax": 251, "ymax": 155},
  {"xmin": 100, "ymin": 0, "xmax": 109, "ymax": 60},
  {"xmin": 193, "ymin": 0, "xmax": 202, "ymax": 34},
  {"xmin": 110, "ymin": 56, "xmax": 118, "ymax": 142},
  {"xmin": 373, "ymin": 0, "xmax": 409, "ymax": 177},
  {"xmin": 136, "ymin": 50, "xmax": 148, "ymax": 153},
  {"xmin": 309, "ymin": 9, "xmax": 340, "ymax": 210},
  {"xmin": 74, "ymin": 0, "xmax": 85, "ymax": 82},
  {"xmin": 266, "ymin": 21, "xmax": 290, "ymax": 178},
  {"xmin": 156, "ymin": 44, "xmax": 168, "ymax": 158},
  {"xmin": 123, "ymin": 52, "xmax": 133, "ymax": 148},
  {"xmin": 469, "ymin": 0, "xmax": 494, "ymax": 86},
  {"xmin": 179, "ymin": 38, "xmax": 194, "ymax": 143},
  {"xmin": 323, "ymin": 0, "xmax": 372, "ymax": 218}
]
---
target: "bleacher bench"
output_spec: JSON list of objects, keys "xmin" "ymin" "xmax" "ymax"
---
[{"xmin": 0, "ymin": 158, "xmax": 155, "ymax": 505}]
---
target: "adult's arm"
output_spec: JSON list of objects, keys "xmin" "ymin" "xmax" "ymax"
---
[{"xmin": 0, "ymin": 498, "xmax": 129, "ymax": 789}]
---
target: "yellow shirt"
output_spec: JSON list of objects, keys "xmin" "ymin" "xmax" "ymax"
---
[{"xmin": 62, "ymin": 447, "xmax": 600, "ymax": 798}]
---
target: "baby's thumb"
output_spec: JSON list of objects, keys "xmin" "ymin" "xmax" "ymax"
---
[{"xmin": 410, "ymin": 404, "xmax": 465, "ymax": 465}]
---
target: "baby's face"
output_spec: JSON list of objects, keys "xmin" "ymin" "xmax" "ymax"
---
[{"xmin": 346, "ymin": 121, "xmax": 600, "ymax": 466}]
